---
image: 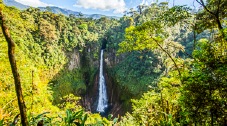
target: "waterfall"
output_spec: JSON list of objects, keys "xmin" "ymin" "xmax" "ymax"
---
[{"xmin": 96, "ymin": 50, "xmax": 108, "ymax": 113}]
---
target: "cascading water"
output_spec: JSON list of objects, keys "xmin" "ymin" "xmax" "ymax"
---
[{"xmin": 96, "ymin": 50, "xmax": 108, "ymax": 113}]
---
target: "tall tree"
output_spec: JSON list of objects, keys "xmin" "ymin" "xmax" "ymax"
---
[
  {"xmin": 118, "ymin": 21, "xmax": 184, "ymax": 81},
  {"xmin": 0, "ymin": 10, "xmax": 28, "ymax": 126},
  {"xmin": 196, "ymin": 0, "xmax": 227, "ymax": 40}
]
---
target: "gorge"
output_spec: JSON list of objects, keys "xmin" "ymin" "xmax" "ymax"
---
[{"xmin": 1, "ymin": 0, "xmax": 226, "ymax": 125}]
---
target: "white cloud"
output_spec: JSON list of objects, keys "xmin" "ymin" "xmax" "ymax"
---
[
  {"xmin": 140, "ymin": 0, "xmax": 155, "ymax": 5},
  {"xmin": 15, "ymin": 0, "xmax": 50, "ymax": 7},
  {"xmin": 74, "ymin": 0, "xmax": 127, "ymax": 14},
  {"xmin": 140, "ymin": 0, "xmax": 148, "ymax": 5}
]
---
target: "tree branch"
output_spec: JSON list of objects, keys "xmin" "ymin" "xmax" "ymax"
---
[
  {"xmin": 152, "ymin": 38, "xmax": 182, "ymax": 82},
  {"xmin": 196, "ymin": 0, "xmax": 226, "ymax": 40},
  {"xmin": 196, "ymin": 0, "xmax": 215, "ymax": 15},
  {"xmin": 0, "ymin": 9, "xmax": 29, "ymax": 126}
]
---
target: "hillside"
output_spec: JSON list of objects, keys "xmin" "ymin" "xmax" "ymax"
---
[
  {"xmin": 3, "ymin": 0, "xmax": 119, "ymax": 19},
  {"xmin": 3, "ymin": 0, "xmax": 28, "ymax": 9}
]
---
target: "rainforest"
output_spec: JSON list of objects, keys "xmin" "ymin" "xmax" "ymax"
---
[{"xmin": 0, "ymin": 0, "xmax": 226, "ymax": 125}]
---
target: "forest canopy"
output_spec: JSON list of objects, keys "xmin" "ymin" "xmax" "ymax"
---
[{"xmin": 0, "ymin": 0, "xmax": 226, "ymax": 125}]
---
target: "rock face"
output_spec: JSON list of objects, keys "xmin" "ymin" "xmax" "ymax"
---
[
  {"xmin": 68, "ymin": 49, "xmax": 80, "ymax": 71},
  {"xmin": 78, "ymin": 49, "xmax": 126, "ymax": 117},
  {"xmin": 67, "ymin": 46, "xmax": 126, "ymax": 117},
  {"xmin": 82, "ymin": 73, "xmax": 98, "ymax": 112},
  {"xmin": 81, "ymin": 66, "xmax": 125, "ymax": 117},
  {"xmin": 105, "ymin": 71, "xmax": 126, "ymax": 117}
]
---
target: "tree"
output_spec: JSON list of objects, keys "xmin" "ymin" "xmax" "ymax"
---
[
  {"xmin": 0, "ymin": 10, "xmax": 28, "ymax": 126},
  {"xmin": 181, "ymin": 38, "xmax": 227, "ymax": 125},
  {"xmin": 196, "ymin": 0, "xmax": 227, "ymax": 41},
  {"xmin": 118, "ymin": 21, "xmax": 184, "ymax": 80}
]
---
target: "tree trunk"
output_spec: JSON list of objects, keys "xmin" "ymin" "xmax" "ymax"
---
[
  {"xmin": 215, "ymin": 16, "xmax": 226, "ymax": 40},
  {"xmin": 193, "ymin": 24, "xmax": 196, "ymax": 50},
  {"xmin": 0, "ymin": 10, "xmax": 29, "ymax": 126}
]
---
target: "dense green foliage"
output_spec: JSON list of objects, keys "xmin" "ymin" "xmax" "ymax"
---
[
  {"xmin": 118, "ymin": 0, "xmax": 227, "ymax": 125},
  {"xmin": 113, "ymin": 51, "xmax": 162, "ymax": 98},
  {"xmin": 0, "ymin": 0, "xmax": 227, "ymax": 125},
  {"xmin": 0, "ymin": 2, "xmax": 118, "ymax": 125}
]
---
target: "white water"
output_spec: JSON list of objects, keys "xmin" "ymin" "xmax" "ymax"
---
[{"xmin": 96, "ymin": 50, "xmax": 108, "ymax": 112}]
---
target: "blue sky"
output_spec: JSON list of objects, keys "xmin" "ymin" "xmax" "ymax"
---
[{"xmin": 14, "ymin": 0, "xmax": 200, "ymax": 16}]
